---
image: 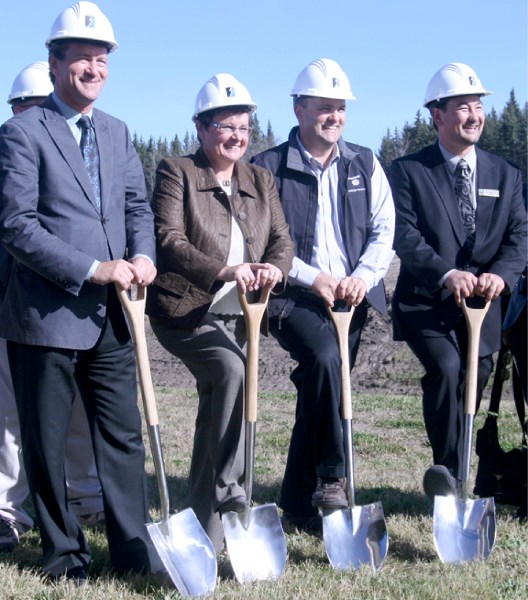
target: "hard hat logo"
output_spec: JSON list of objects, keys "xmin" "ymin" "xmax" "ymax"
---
[
  {"xmin": 226, "ymin": 87, "xmax": 235, "ymax": 98},
  {"xmin": 469, "ymin": 76, "xmax": 476, "ymax": 86},
  {"xmin": 332, "ymin": 78, "xmax": 340, "ymax": 89},
  {"xmin": 85, "ymin": 16, "xmax": 95, "ymax": 28}
]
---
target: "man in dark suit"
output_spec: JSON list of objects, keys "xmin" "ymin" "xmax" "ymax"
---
[
  {"xmin": 0, "ymin": 3, "xmax": 161, "ymax": 583},
  {"xmin": 391, "ymin": 63, "xmax": 527, "ymax": 500}
]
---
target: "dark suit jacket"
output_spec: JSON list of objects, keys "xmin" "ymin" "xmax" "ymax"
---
[
  {"xmin": 0, "ymin": 97, "xmax": 155, "ymax": 349},
  {"xmin": 391, "ymin": 142, "xmax": 527, "ymax": 356}
]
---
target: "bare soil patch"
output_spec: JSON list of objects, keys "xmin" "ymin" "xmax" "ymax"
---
[{"xmin": 146, "ymin": 259, "xmax": 424, "ymax": 396}]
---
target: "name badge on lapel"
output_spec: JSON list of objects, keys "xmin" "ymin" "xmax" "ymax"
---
[{"xmin": 478, "ymin": 189, "xmax": 500, "ymax": 198}]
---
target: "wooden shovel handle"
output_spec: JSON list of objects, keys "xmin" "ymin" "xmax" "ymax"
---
[
  {"xmin": 326, "ymin": 305, "xmax": 355, "ymax": 420},
  {"xmin": 238, "ymin": 286, "xmax": 271, "ymax": 423},
  {"xmin": 461, "ymin": 298, "xmax": 491, "ymax": 416},
  {"xmin": 115, "ymin": 285, "xmax": 159, "ymax": 427}
]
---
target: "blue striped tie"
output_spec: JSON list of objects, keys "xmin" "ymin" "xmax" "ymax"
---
[{"xmin": 78, "ymin": 116, "xmax": 101, "ymax": 212}]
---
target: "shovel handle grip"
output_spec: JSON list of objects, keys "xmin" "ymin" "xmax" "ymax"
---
[
  {"xmin": 115, "ymin": 285, "xmax": 159, "ymax": 427},
  {"xmin": 326, "ymin": 305, "xmax": 355, "ymax": 420},
  {"xmin": 238, "ymin": 287, "xmax": 271, "ymax": 423},
  {"xmin": 461, "ymin": 299, "xmax": 491, "ymax": 416}
]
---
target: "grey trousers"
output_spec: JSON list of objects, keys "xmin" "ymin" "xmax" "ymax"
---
[{"xmin": 150, "ymin": 313, "xmax": 246, "ymax": 552}]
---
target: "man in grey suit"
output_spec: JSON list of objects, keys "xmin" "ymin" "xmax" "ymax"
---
[
  {"xmin": 391, "ymin": 63, "xmax": 527, "ymax": 501},
  {"xmin": 0, "ymin": 2, "xmax": 161, "ymax": 583}
]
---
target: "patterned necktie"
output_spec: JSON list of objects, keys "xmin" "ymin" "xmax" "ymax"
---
[
  {"xmin": 77, "ymin": 115, "xmax": 101, "ymax": 212},
  {"xmin": 454, "ymin": 158, "xmax": 475, "ymax": 235}
]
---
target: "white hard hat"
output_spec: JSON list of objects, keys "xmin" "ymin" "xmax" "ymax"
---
[
  {"xmin": 193, "ymin": 73, "xmax": 257, "ymax": 121},
  {"xmin": 291, "ymin": 58, "xmax": 356, "ymax": 101},
  {"xmin": 424, "ymin": 62, "xmax": 492, "ymax": 107},
  {"xmin": 46, "ymin": 2, "xmax": 118, "ymax": 52},
  {"xmin": 8, "ymin": 61, "xmax": 53, "ymax": 104}
]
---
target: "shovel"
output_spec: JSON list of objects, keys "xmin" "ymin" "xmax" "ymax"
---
[
  {"xmin": 222, "ymin": 286, "xmax": 288, "ymax": 584},
  {"xmin": 116, "ymin": 285, "xmax": 217, "ymax": 596},
  {"xmin": 433, "ymin": 297, "xmax": 496, "ymax": 564},
  {"xmin": 322, "ymin": 303, "xmax": 389, "ymax": 572}
]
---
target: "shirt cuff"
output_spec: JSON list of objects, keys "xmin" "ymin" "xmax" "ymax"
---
[
  {"xmin": 350, "ymin": 266, "xmax": 376, "ymax": 291},
  {"xmin": 288, "ymin": 257, "xmax": 319, "ymax": 289},
  {"xmin": 85, "ymin": 260, "xmax": 100, "ymax": 281},
  {"xmin": 439, "ymin": 268, "xmax": 457, "ymax": 287}
]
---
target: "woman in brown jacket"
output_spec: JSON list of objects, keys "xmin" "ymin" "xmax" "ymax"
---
[{"xmin": 146, "ymin": 73, "xmax": 294, "ymax": 552}]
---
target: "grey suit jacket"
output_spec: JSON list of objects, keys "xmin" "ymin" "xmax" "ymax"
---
[
  {"xmin": 0, "ymin": 97, "xmax": 155, "ymax": 349},
  {"xmin": 391, "ymin": 142, "xmax": 527, "ymax": 355}
]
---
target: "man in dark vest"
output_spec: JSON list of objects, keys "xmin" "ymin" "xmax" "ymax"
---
[{"xmin": 253, "ymin": 58, "xmax": 395, "ymax": 533}]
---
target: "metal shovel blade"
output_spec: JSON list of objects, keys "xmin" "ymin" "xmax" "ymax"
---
[
  {"xmin": 432, "ymin": 299, "xmax": 496, "ymax": 564},
  {"xmin": 323, "ymin": 503, "xmax": 388, "ymax": 571},
  {"xmin": 222, "ymin": 288, "xmax": 288, "ymax": 584},
  {"xmin": 323, "ymin": 304, "xmax": 389, "ymax": 572},
  {"xmin": 223, "ymin": 504, "xmax": 288, "ymax": 583},
  {"xmin": 116, "ymin": 286, "xmax": 217, "ymax": 596},
  {"xmin": 433, "ymin": 495, "xmax": 496, "ymax": 564},
  {"xmin": 147, "ymin": 509, "xmax": 217, "ymax": 596}
]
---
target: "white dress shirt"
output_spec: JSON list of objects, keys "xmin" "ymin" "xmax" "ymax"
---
[{"xmin": 288, "ymin": 136, "xmax": 395, "ymax": 292}]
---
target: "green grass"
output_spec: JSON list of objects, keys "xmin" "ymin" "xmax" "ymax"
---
[{"xmin": 1, "ymin": 387, "xmax": 526, "ymax": 599}]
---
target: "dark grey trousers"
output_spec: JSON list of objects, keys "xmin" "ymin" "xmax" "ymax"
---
[{"xmin": 150, "ymin": 313, "xmax": 247, "ymax": 551}]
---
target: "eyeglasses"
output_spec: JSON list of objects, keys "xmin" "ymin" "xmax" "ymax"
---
[{"xmin": 211, "ymin": 122, "xmax": 253, "ymax": 137}]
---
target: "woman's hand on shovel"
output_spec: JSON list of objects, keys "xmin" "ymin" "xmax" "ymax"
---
[{"xmin": 218, "ymin": 263, "xmax": 282, "ymax": 294}]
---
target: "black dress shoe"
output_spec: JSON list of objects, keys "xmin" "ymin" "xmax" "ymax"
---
[
  {"xmin": 67, "ymin": 566, "xmax": 88, "ymax": 586},
  {"xmin": 218, "ymin": 495, "xmax": 247, "ymax": 514},
  {"xmin": 46, "ymin": 566, "xmax": 88, "ymax": 587},
  {"xmin": 423, "ymin": 465, "xmax": 457, "ymax": 501}
]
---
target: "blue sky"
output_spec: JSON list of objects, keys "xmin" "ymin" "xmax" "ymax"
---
[{"xmin": 1, "ymin": 0, "xmax": 526, "ymax": 153}]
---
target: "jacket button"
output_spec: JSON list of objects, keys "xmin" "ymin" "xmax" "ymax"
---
[
  {"xmin": 238, "ymin": 212, "xmax": 247, "ymax": 221},
  {"xmin": 246, "ymin": 236, "xmax": 255, "ymax": 244}
]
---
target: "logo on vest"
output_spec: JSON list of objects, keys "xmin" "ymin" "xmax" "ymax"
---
[{"xmin": 347, "ymin": 175, "xmax": 365, "ymax": 193}]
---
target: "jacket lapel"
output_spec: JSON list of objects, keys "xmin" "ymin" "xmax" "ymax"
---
[
  {"xmin": 92, "ymin": 110, "xmax": 112, "ymax": 216},
  {"xmin": 236, "ymin": 161, "xmax": 258, "ymax": 199},
  {"xmin": 474, "ymin": 148, "xmax": 499, "ymax": 250},
  {"xmin": 424, "ymin": 143, "xmax": 467, "ymax": 246},
  {"xmin": 40, "ymin": 99, "xmax": 101, "ymax": 215}
]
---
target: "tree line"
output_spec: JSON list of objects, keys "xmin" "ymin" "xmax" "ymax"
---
[{"xmin": 134, "ymin": 90, "xmax": 527, "ymax": 199}]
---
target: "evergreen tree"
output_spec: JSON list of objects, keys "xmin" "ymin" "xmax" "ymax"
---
[
  {"xmin": 182, "ymin": 131, "xmax": 191, "ymax": 154},
  {"xmin": 266, "ymin": 120, "xmax": 276, "ymax": 147},
  {"xmin": 407, "ymin": 111, "xmax": 436, "ymax": 153},
  {"xmin": 247, "ymin": 113, "xmax": 277, "ymax": 158},
  {"xmin": 377, "ymin": 128, "xmax": 401, "ymax": 175},
  {"xmin": 497, "ymin": 91, "xmax": 526, "ymax": 176},
  {"xmin": 170, "ymin": 134, "xmax": 182, "ymax": 156},
  {"xmin": 479, "ymin": 107, "xmax": 500, "ymax": 153}
]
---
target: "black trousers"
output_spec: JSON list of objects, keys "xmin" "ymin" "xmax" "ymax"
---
[
  {"xmin": 406, "ymin": 317, "xmax": 493, "ymax": 481},
  {"xmin": 270, "ymin": 293, "xmax": 367, "ymax": 517},
  {"xmin": 7, "ymin": 289, "xmax": 161, "ymax": 576}
]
